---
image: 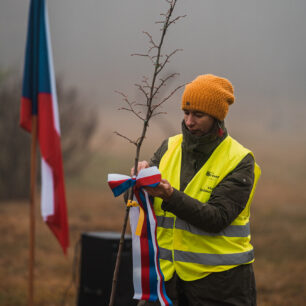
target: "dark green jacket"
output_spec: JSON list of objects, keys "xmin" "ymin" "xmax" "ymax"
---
[{"xmin": 150, "ymin": 121, "xmax": 255, "ymax": 233}]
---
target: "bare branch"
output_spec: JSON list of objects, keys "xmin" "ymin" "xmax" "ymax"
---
[
  {"xmin": 156, "ymin": 14, "xmax": 186, "ymax": 25},
  {"xmin": 118, "ymin": 107, "xmax": 144, "ymax": 121},
  {"xmin": 134, "ymin": 83, "xmax": 149, "ymax": 100},
  {"xmin": 151, "ymin": 111, "xmax": 167, "ymax": 117},
  {"xmin": 143, "ymin": 31, "xmax": 158, "ymax": 50},
  {"xmin": 113, "ymin": 131, "xmax": 137, "ymax": 146},
  {"xmin": 152, "ymin": 73, "xmax": 179, "ymax": 98},
  {"xmin": 141, "ymin": 76, "xmax": 149, "ymax": 84},
  {"xmin": 152, "ymin": 83, "xmax": 185, "ymax": 111},
  {"xmin": 131, "ymin": 53, "xmax": 150, "ymax": 57},
  {"xmin": 135, "ymin": 134, "xmax": 148, "ymax": 145},
  {"xmin": 134, "ymin": 103, "xmax": 147, "ymax": 107},
  {"xmin": 115, "ymin": 90, "xmax": 145, "ymax": 121},
  {"xmin": 131, "ymin": 53, "xmax": 156, "ymax": 65},
  {"xmin": 168, "ymin": 15, "xmax": 187, "ymax": 27},
  {"xmin": 141, "ymin": 76, "xmax": 151, "ymax": 90},
  {"xmin": 156, "ymin": 49, "xmax": 183, "ymax": 74}
]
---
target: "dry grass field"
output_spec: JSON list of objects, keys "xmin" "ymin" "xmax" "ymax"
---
[
  {"xmin": 1, "ymin": 139, "xmax": 306, "ymax": 305},
  {"xmin": 0, "ymin": 189, "xmax": 126, "ymax": 306}
]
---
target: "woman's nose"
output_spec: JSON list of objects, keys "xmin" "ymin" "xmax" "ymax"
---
[{"xmin": 185, "ymin": 115, "xmax": 194, "ymax": 126}]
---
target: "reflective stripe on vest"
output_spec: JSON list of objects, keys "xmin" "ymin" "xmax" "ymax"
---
[
  {"xmin": 154, "ymin": 134, "xmax": 261, "ymax": 281},
  {"xmin": 159, "ymin": 247, "xmax": 254, "ymax": 266},
  {"xmin": 156, "ymin": 215, "xmax": 250, "ymax": 237}
]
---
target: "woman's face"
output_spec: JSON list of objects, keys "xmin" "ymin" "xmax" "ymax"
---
[{"xmin": 183, "ymin": 109, "xmax": 215, "ymax": 136}]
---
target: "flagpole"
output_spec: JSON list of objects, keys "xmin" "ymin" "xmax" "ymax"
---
[{"xmin": 28, "ymin": 115, "xmax": 38, "ymax": 306}]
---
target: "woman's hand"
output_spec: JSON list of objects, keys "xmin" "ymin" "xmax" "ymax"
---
[
  {"xmin": 144, "ymin": 179, "xmax": 174, "ymax": 201},
  {"xmin": 130, "ymin": 162, "xmax": 173, "ymax": 201},
  {"xmin": 130, "ymin": 160, "xmax": 150, "ymax": 176}
]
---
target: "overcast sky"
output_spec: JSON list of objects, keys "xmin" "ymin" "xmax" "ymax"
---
[{"xmin": 1, "ymin": 0, "xmax": 306, "ymax": 137}]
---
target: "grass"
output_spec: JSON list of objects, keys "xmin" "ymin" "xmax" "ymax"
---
[
  {"xmin": 0, "ymin": 189, "xmax": 126, "ymax": 306},
  {"xmin": 251, "ymin": 178, "xmax": 306, "ymax": 306},
  {"xmin": 1, "ymin": 143, "xmax": 306, "ymax": 305}
]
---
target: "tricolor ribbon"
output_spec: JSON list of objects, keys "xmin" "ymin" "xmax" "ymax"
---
[{"xmin": 108, "ymin": 167, "xmax": 172, "ymax": 305}]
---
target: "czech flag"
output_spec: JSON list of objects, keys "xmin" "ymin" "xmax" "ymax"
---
[{"xmin": 20, "ymin": 0, "xmax": 69, "ymax": 254}]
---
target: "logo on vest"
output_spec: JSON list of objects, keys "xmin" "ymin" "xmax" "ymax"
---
[
  {"xmin": 200, "ymin": 186, "xmax": 213, "ymax": 193},
  {"xmin": 206, "ymin": 171, "xmax": 219, "ymax": 179}
]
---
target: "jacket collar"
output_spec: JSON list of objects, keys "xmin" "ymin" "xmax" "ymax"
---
[{"xmin": 181, "ymin": 120, "xmax": 227, "ymax": 156}]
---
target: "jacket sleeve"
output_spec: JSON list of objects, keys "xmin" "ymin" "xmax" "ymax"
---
[
  {"xmin": 161, "ymin": 153, "xmax": 255, "ymax": 233},
  {"xmin": 149, "ymin": 139, "xmax": 169, "ymax": 167}
]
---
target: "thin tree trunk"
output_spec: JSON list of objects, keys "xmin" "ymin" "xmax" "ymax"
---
[{"xmin": 108, "ymin": 1, "xmax": 184, "ymax": 305}]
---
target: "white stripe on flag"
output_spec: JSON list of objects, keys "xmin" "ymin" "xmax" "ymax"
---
[{"xmin": 41, "ymin": 158, "xmax": 54, "ymax": 220}]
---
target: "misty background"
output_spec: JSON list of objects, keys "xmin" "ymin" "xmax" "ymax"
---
[
  {"xmin": 1, "ymin": 0, "xmax": 306, "ymax": 139},
  {"xmin": 1, "ymin": 0, "xmax": 306, "ymax": 193}
]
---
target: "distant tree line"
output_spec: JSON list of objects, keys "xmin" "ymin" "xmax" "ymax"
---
[{"xmin": 0, "ymin": 70, "xmax": 98, "ymax": 201}]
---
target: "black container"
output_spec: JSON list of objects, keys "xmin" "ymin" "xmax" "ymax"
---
[{"xmin": 77, "ymin": 232, "xmax": 138, "ymax": 306}]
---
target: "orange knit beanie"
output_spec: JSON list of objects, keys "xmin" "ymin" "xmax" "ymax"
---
[{"xmin": 181, "ymin": 74, "xmax": 235, "ymax": 121}]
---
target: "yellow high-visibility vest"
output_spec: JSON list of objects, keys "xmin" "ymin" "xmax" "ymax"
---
[{"xmin": 154, "ymin": 134, "xmax": 261, "ymax": 281}]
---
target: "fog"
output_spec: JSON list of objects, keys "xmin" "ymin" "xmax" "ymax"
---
[{"xmin": 1, "ymin": 0, "xmax": 306, "ymax": 139}]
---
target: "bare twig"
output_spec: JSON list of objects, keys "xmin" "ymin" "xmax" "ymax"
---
[
  {"xmin": 152, "ymin": 83, "xmax": 185, "ymax": 110},
  {"xmin": 156, "ymin": 49, "xmax": 183, "ymax": 74},
  {"xmin": 131, "ymin": 53, "xmax": 156, "ymax": 66},
  {"xmin": 143, "ymin": 31, "xmax": 158, "ymax": 52},
  {"xmin": 152, "ymin": 73, "xmax": 179, "ymax": 98},
  {"xmin": 151, "ymin": 111, "xmax": 167, "ymax": 117},
  {"xmin": 134, "ymin": 83, "xmax": 149, "ymax": 100},
  {"xmin": 115, "ymin": 90, "xmax": 145, "ymax": 121},
  {"xmin": 117, "ymin": 107, "xmax": 144, "ymax": 121},
  {"xmin": 168, "ymin": 14, "xmax": 187, "ymax": 27},
  {"xmin": 113, "ymin": 131, "xmax": 137, "ymax": 146}
]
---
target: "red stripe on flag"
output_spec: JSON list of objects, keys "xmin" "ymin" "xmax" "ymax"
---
[
  {"xmin": 20, "ymin": 97, "xmax": 33, "ymax": 132},
  {"xmin": 38, "ymin": 93, "xmax": 69, "ymax": 253}
]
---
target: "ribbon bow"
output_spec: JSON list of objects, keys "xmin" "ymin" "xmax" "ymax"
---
[
  {"xmin": 107, "ymin": 167, "xmax": 172, "ymax": 305},
  {"xmin": 108, "ymin": 167, "xmax": 161, "ymax": 236},
  {"xmin": 108, "ymin": 166, "xmax": 161, "ymax": 196}
]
